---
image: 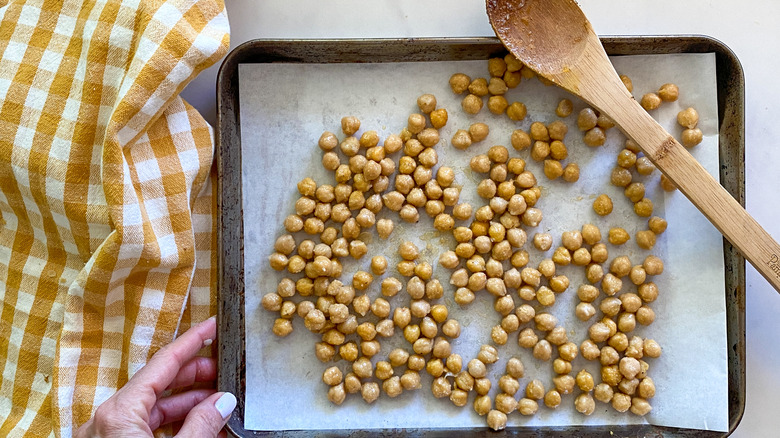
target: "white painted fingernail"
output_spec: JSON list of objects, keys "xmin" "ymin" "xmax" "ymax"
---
[
  {"xmin": 203, "ymin": 338, "xmax": 213, "ymax": 347},
  {"xmin": 215, "ymin": 392, "xmax": 237, "ymax": 419}
]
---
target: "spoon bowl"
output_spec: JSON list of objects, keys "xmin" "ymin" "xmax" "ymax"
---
[{"xmin": 487, "ymin": 0, "xmax": 780, "ymax": 292}]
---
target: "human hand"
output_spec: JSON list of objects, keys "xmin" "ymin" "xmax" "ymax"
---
[{"xmin": 76, "ymin": 316, "xmax": 236, "ymax": 437}]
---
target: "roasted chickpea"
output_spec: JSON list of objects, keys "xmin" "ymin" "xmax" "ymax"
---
[
  {"xmin": 608, "ymin": 227, "xmax": 630, "ymax": 245},
  {"xmin": 592, "ymin": 194, "xmax": 613, "ymax": 216},
  {"xmin": 449, "ymin": 73, "xmax": 471, "ymax": 94},
  {"xmin": 575, "ymin": 393, "xmax": 596, "ymax": 415},
  {"xmin": 620, "ymin": 74, "xmax": 633, "ymax": 92},
  {"xmin": 562, "ymin": 162, "xmax": 580, "ymax": 182},
  {"xmin": 611, "ymin": 166, "xmax": 632, "ymax": 187},
  {"xmin": 487, "ymin": 410, "xmax": 507, "ymax": 431},
  {"xmin": 531, "ymin": 141, "xmax": 550, "ymax": 161},
  {"xmin": 658, "ymin": 83, "xmax": 679, "ymax": 102},
  {"xmin": 462, "ymin": 94, "xmax": 483, "ymax": 114},
  {"xmin": 556, "ymin": 98, "xmax": 573, "ymax": 117},
  {"xmin": 583, "ymin": 127, "xmax": 606, "ymax": 147},
  {"xmin": 341, "ymin": 116, "xmax": 360, "ymax": 136},
  {"xmin": 506, "ymin": 101, "xmax": 528, "ymax": 122},
  {"xmin": 640, "ymin": 93, "xmax": 661, "ymax": 111},
  {"xmin": 511, "ymin": 129, "xmax": 531, "ymax": 151},
  {"xmin": 682, "ymin": 128, "xmax": 703, "ymax": 147}
]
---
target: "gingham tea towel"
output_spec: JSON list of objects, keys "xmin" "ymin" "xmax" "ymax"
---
[{"xmin": 0, "ymin": 0, "xmax": 229, "ymax": 436}]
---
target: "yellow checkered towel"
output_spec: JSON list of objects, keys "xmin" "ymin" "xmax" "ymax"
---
[{"xmin": 0, "ymin": 0, "xmax": 229, "ymax": 436}]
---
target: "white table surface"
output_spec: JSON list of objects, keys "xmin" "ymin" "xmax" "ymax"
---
[{"xmin": 184, "ymin": 1, "xmax": 780, "ymax": 436}]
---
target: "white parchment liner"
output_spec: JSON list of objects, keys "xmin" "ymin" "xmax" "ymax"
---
[{"xmin": 239, "ymin": 53, "xmax": 727, "ymax": 432}]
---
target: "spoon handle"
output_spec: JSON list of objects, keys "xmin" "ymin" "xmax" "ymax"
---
[{"xmin": 610, "ymin": 96, "xmax": 780, "ymax": 291}]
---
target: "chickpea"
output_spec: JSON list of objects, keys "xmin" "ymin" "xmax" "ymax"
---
[
  {"xmin": 613, "ymin": 149, "xmax": 637, "ymax": 170},
  {"xmin": 531, "ymin": 140, "xmax": 550, "ymax": 161},
  {"xmin": 623, "ymin": 182, "xmax": 645, "ymax": 204},
  {"xmin": 619, "ymin": 74, "xmax": 633, "ymax": 92},
  {"xmin": 575, "ymin": 302, "xmax": 596, "ymax": 321},
  {"xmin": 630, "ymin": 397, "xmax": 653, "ymax": 416},
  {"xmin": 643, "ymin": 255, "xmax": 664, "ymax": 275},
  {"xmin": 643, "ymin": 339, "xmax": 662, "ymax": 358},
  {"xmin": 640, "ymin": 93, "xmax": 661, "ymax": 111},
  {"xmin": 426, "ymin": 358, "xmax": 445, "ymax": 377},
  {"xmin": 534, "ymin": 312, "xmax": 557, "ymax": 332},
  {"xmin": 682, "ymin": 128, "xmax": 703, "ymax": 147},
  {"xmin": 272, "ymin": 318, "xmax": 293, "ymax": 337},
  {"xmin": 511, "ymin": 129, "xmax": 531, "ymax": 151},
  {"xmin": 634, "ymin": 230, "xmax": 656, "ymax": 250},
  {"xmin": 487, "ymin": 410, "xmax": 507, "ymax": 431},
  {"xmin": 408, "ymin": 355, "xmax": 426, "ymax": 372},
  {"xmin": 574, "ymin": 369, "xmax": 594, "ymax": 392},
  {"xmin": 488, "ymin": 95, "xmax": 508, "ymax": 114},
  {"xmin": 449, "ymin": 73, "xmax": 471, "ymax": 94},
  {"xmin": 598, "ymin": 114, "xmax": 615, "ymax": 129},
  {"xmin": 555, "ymin": 98, "xmax": 573, "ymax": 117},
  {"xmin": 546, "ymin": 326, "xmax": 568, "ymax": 346},
  {"xmin": 655, "ymin": 82, "xmax": 679, "ymax": 102},
  {"xmin": 515, "ymin": 304, "xmax": 535, "ymax": 324},
  {"xmin": 476, "ymin": 345, "xmax": 498, "ymax": 365},
  {"xmin": 636, "ymin": 305, "xmax": 656, "ymax": 326},
  {"xmin": 419, "ymin": 317, "xmax": 438, "ymax": 339},
  {"xmin": 583, "ymin": 127, "xmax": 606, "ymax": 147},
  {"xmin": 632, "ymin": 157, "xmax": 654, "ymax": 177},
  {"xmin": 515, "ymin": 170, "xmax": 537, "ymax": 189},
  {"xmin": 552, "ymin": 247, "xmax": 571, "ymax": 266},
  {"xmin": 522, "ymin": 207, "xmax": 543, "ymax": 227},
  {"xmin": 601, "ymin": 273, "xmax": 622, "ymax": 296},
  {"xmin": 473, "ymin": 395, "xmax": 492, "ymax": 416},
  {"xmin": 619, "ymin": 356, "xmax": 641, "ymax": 380},
  {"xmin": 580, "ymin": 339, "xmax": 600, "ymax": 361},
  {"xmin": 607, "ymin": 227, "xmax": 630, "ymax": 246},
  {"xmin": 441, "ymin": 319, "xmax": 461, "ymax": 339},
  {"xmin": 592, "ymin": 194, "xmax": 613, "ymax": 216},
  {"xmin": 676, "ymin": 106, "xmax": 699, "ymax": 129},
  {"xmin": 493, "ymin": 393, "xmax": 516, "ymax": 415},
  {"xmin": 477, "ymin": 179, "xmax": 497, "ymax": 198},
  {"xmin": 590, "ymin": 243, "xmax": 608, "ymax": 264},
  {"xmin": 536, "ymin": 286, "xmax": 555, "ymax": 307},
  {"xmin": 551, "ymin": 375, "xmax": 575, "ymax": 395},
  {"xmin": 451, "ymin": 129, "xmax": 472, "ymax": 150},
  {"xmin": 376, "ymin": 218, "xmax": 394, "ymax": 239},
  {"xmin": 544, "ymin": 159, "xmax": 564, "ymax": 180},
  {"xmin": 589, "ymin": 322, "xmax": 611, "ymax": 342},
  {"xmin": 611, "ymin": 166, "xmax": 632, "ymax": 187},
  {"xmin": 526, "ymin": 122, "xmax": 548, "ymax": 142},
  {"xmin": 467, "ymin": 271, "xmax": 487, "ymax": 291},
  {"xmin": 410, "ymin": 299, "xmax": 431, "ymax": 319},
  {"xmin": 553, "ymin": 358, "xmax": 572, "ymax": 375},
  {"xmin": 575, "ymin": 393, "xmax": 596, "ymax": 415},
  {"xmin": 563, "ymin": 162, "xmax": 580, "ymax": 182},
  {"xmin": 507, "ymin": 101, "xmax": 527, "ymax": 121},
  {"xmin": 586, "ymin": 263, "xmax": 604, "ymax": 284},
  {"xmin": 462, "ymin": 94, "xmax": 483, "ymax": 114},
  {"xmin": 523, "ymin": 379, "xmax": 544, "ymax": 400},
  {"xmin": 577, "ymin": 108, "xmax": 598, "ymax": 131}
]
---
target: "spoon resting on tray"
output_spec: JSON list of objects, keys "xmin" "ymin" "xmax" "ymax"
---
[{"xmin": 487, "ymin": 0, "xmax": 780, "ymax": 293}]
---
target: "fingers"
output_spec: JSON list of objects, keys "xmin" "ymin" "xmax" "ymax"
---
[
  {"xmin": 175, "ymin": 391, "xmax": 236, "ymax": 438},
  {"xmin": 166, "ymin": 356, "xmax": 217, "ymax": 390},
  {"xmin": 148, "ymin": 388, "xmax": 216, "ymax": 430},
  {"xmin": 128, "ymin": 316, "xmax": 217, "ymax": 397}
]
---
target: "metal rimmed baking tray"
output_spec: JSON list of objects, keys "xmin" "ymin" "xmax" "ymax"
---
[{"xmin": 216, "ymin": 37, "xmax": 745, "ymax": 437}]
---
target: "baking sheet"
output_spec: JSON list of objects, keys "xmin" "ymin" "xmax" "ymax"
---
[{"xmin": 239, "ymin": 53, "xmax": 727, "ymax": 432}]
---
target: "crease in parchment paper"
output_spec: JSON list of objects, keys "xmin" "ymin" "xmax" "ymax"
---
[{"xmin": 239, "ymin": 53, "xmax": 727, "ymax": 432}]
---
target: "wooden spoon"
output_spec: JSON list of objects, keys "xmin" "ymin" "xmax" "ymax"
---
[{"xmin": 487, "ymin": 0, "xmax": 780, "ymax": 292}]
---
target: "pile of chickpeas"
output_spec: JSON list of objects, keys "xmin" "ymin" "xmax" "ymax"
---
[{"xmin": 261, "ymin": 52, "xmax": 704, "ymax": 431}]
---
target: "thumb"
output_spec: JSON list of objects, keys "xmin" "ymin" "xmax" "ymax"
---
[{"xmin": 175, "ymin": 391, "xmax": 236, "ymax": 438}]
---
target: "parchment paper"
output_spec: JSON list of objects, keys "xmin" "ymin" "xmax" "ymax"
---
[{"xmin": 239, "ymin": 53, "xmax": 727, "ymax": 432}]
